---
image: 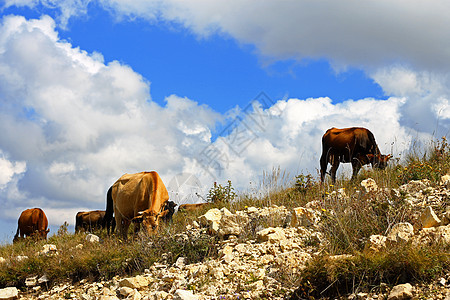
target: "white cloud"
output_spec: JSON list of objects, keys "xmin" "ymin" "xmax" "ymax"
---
[{"xmin": 0, "ymin": 11, "xmax": 447, "ymax": 241}]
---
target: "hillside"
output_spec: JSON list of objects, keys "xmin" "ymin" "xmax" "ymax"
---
[{"xmin": 1, "ymin": 140, "xmax": 450, "ymax": 299}]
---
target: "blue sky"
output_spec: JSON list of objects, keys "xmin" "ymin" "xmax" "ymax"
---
[{"xmin": 0, "ymin": 1, "xmax": 449, "ymax": 242}]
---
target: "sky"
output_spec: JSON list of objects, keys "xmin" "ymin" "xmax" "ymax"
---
[{"xmin": 0, "ymin": 0, "xmax": 449, "ymax": 243}]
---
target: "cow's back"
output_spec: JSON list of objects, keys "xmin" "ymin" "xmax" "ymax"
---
[{"xmin": 18, "ymin": 208, "xmax": 47, "ymax": 236}]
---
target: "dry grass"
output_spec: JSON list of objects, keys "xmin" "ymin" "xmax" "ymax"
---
[{"xmin": 1, "ymin": 138, "xmax": 450, "ymax": 298}]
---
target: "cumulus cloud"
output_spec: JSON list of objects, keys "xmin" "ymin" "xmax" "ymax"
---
[
  {"xmin": 0, "ymin": 8, "xmax": 448, "ymax": 240},
  {"xmin": 0, "ymin": 15, "xmax": 220, "ymax": 227}
]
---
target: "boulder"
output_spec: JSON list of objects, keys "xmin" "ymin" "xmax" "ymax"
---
[
  {"xmin": 174, "ymin": 289, "xmax": 199, "ymax": 300},
  {"xmin": 364, "ymin": 235, "xmax": 387, "ymax": 254},
  {"xmin": 119, "ymin": 275, "xmax": 149, "ymax": 290},
  {"xmin": 199, "ymin": 209, "xmax": 222, "ymax": 234},
  {"xmin": 39, "ymin": 244, "xmax": 58, "ymax": 256},
  {"xmin": 420, "ymin": 206, "xmax": 441, "ymax": 228},
  {"xmin": 387, "ymin": 223, "xmax": 414, "ymax": 245},
  {"xmin": 361, "ymin": 178, "xmax": 378, "ymax": 193},
  {"xmin": 256, "ymin": 227, "xmax": 286, "ymax": 243},
  {"xmin": 0, "ymin": 287, "xmax": 18, "ymax": 300},
  {"xmin": 290, "ymin": 207, "xmax": 320, "ymax": 227},
  {"xmin": 85, "ymin": 234, "xmax": 100, "ymax": 243},
  {"xmin": 388, "ymin": 283, "xmax": 413, "ymax": 300}
]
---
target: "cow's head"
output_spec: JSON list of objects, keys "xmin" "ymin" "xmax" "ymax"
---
[
  {"xmin": 369, "ymin": 154, "xmax": 392, "ymax": 169},
  {"xmin": 132, "ymin": 209, "xmax": 160, "ymax": 235},
  {"xmin": 39, "ymin": 228, "xmax": 50, "ymax": 239}
]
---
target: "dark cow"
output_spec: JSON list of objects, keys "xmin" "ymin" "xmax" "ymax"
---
[
  {"xmin": 105, "ymin": 186, "xmax": 116, "ymax": 235},
  {"xmin": 160, "ymin": 201, "xmax": 177, "ymax": 223},
  {"xmin": 320, "ymin": 127, "xmax": 391, "ymax": 183},
  {"xmin": 106, "ymin": 171, "xmax": 169, "ymax": 239},
  {"xmin": 178, "ymin": 203, "xmax": 209, "ymax": 212},
  {"xmin": 13, "ymin": 208, "xmax": 49, "ymax": 242},
  {"xmin": 75, "ymin": 210, "xmax": 106, "ymax": 233}
]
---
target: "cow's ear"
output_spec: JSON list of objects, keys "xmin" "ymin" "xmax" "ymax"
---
[
  {"xmin": 387, "ymin": 154, "xmax": 393, "ymax": 160},
  {"xmin": 46, "ymin": 229, "xmax": 50, "ymax": 233}
]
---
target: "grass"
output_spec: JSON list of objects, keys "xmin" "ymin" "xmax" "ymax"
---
[{"xmin": 1, "ymin": 137, "xmax": 450, "ymax": 298}]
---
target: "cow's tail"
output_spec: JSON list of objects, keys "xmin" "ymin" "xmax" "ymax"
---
[
  {"xmin": 105, "ymin": 186, "xmax": 114, "ymax": 235},
  {"xmin": 13, "ymin": 224, "xmax": 20, "ymax": 243}
]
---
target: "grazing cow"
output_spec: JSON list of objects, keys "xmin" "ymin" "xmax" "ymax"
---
[
  {"xmin": 160, "ymin": 201, "xmax": 177, "ymax": 224},
  {"xmin": 75, "ymin": 210, "xmax": 106, "ymax": 233},
  {"xmin": 320, "ymin": 127, "xmax": 391, "ymax": 183},
  {"xmin": 178, "ymin": 203, "xmax": 209, "ymax": 212},
  {"xmin": 108, "ymin": 171, "xmax": 169, "ymax": 239},
  {"xmin": 13, "ymin": 208, "xmax": 49, "ymax": 242},
  {"xmin": 104, "ymin": 186, "xmax": 116, "ymax": 235}
]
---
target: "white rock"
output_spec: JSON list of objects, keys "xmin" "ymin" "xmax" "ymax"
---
[
  {"xmin": 290, "ymin": 207, "xmax": 320, "ymax": 227},
  {"xmin": 364, "ymin": 235, "xmax": 387, "ymax": 254},
  {"xmin": 39, "ymin": 244, "xmax": 58, "ymax": 256},
  {"xmin": 0, "ymin": 287, "xmax": 18, "ymax": 300},
  {"xmin": 199, "ymin": 209, "xmax": 222, "ymax": 234},
  {"xmin": 420, "ymin": 206, "xmax": 441, "ymax": 228},
  {"xmin": 25, "ymin": 276, "xmax": 38, "ymax": 287},
  {"xmin": 257, "ymin": 227, "xmax": 286, "ymax": 243},
  {"xmin": 174, "ymin": 289, "xmax": 199, "ymax": 300},
  {"xmin": 38, "ymin": 274, "xmax": 49, "ymax": 284},
  {"xmin": 0, "ymin": 257, "xmax": 6, "ymax": 264},
  {"xmin": 175, "ymin": 257, "xmax": 186, "ymax": 269},
  {"xmin": 440, "ymin": 174, "xmax": 450, "ymax": 187},
  {"xmin": 85, "ymin": 234, "xmax": 100, "ymax": 243},
  {"xmin": 118, "ymin": 286, "xmax": 135, "ymax": 297},
  {"xmin": 361, "ymin": 178, "xmax": 378, "ymax": 193},
  {"xmin": 119, "ymin": 275, "xmax": 149, "ymax": 290},
  {"xmin": 387, "ymin": 223, "xmax": 414, "ymax": 245},
  {"xmin": 387, "ymin": 283, "xmax": 413, "ymax": 300},
  {"xmin": 15, "ymin": 255, "xmax": 28, "ymax": 262}
]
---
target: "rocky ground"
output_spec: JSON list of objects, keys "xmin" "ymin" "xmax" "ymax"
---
[{"xmin": 3, "ymin": 177, "xmax": 450, "ymax": 299}]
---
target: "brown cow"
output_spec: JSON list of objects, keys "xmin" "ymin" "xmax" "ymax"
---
[
  {"xmin": 110, "ymin": 171, "xmax": 169, "ymax": 239},
  {"xmin": 178, "ymin": 203, "xmax": 209, "ymax": 212},
  {"xmin": 320, "ymin": 127, "xmax": 391, "ymax": 183},
  {"xmin": 75, "ymin": 210, "xmax": 106, "ymax": 233},
  {"xmin": 13, "ymin": 208, "xmax": 49, "ymax": 242}
]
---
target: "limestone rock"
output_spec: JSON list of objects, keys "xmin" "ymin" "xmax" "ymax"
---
[
  {"xmin": 25, "ymin": 276, "xmax": 38, "ymax": 287},
  {"xmin": 174, "ymin": 289, "xmax": 199, "ymax": 300},
  {"xmin": 388, "ymin": 283, "xmax": 413, "ymax": 300},
  {"xmin": 0, "ymin": 287, "xmax": 18, "ymax": 300},
  {"xmin": 199, "ymin": 209, "xmax": 222, "ymax": 234},
  {"xmin": 119, "ymin": 275, "xmax": 149, "ymax": 290},
  {"xmin": 38, "ymin": 244, "xmax": 58, "ymax": 256},
  {"xmin": 361, "ymin": 178, "xmax": 378, "ymax": 193},
  {"xmin": 420, "ymin": 206, "xmax": 441, "ymax": 228},
  {"xmin": 85, "ymin": 234, "xmax": 100, "ymax": 243},
  {"xmin": 290, "ymin": 207, "xmax": 320, "ymax": 227},
  {"xmin": 441, "ymin": 174, "xmax": 450, "ymax": 187},
  {"xmin": 364, "ymin": 235, "xmax": 387, "ymax": 254},
  {"xmin": 256, "ymin": 227, "xmax": 286, "ymax": 243},
  {"xmin": 387, "ymin": 223, "xmax": 414, "ymax": 245}
]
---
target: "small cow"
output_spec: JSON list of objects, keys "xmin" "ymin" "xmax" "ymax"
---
[
  {"xmin": 75, "ymin": 210, "xmax": 106, "ymax": 233},
  {"xmin": 160, "ymin": 201, "xmax": 177, "ymax": 223},
  {"xmin": 320, "ymin": 127, "xmax": 391, "ymax": 183},
  {"xmin": 107, "ymin": 171, "xmax": 169, "ymax": 239},
  {"xmin": 178, "ymin": 203, "xmax": 209, "ymax": 212},
  {"xmin": 13, "ymin": 208, "xmax": 49, "ymax": 242}
]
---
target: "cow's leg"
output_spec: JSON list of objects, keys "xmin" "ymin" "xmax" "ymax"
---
[
  {"xmin": 351, "ymin": 160, "xmax": 362, "ymax": 181},
  {"xmin": 330, "ymin": 159, "xmax": 340, "ymax": 184},
  {"xmin": 320, "ymin": 152, "xmax": 328, "ymax": 182}
]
